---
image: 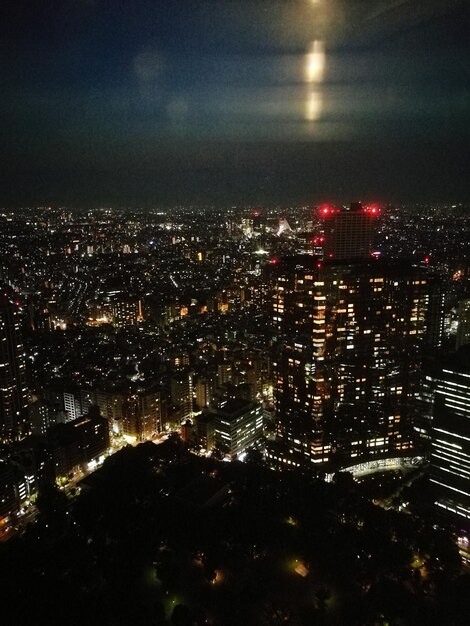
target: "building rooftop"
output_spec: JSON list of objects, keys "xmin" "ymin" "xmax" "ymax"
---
[{"xmin": 212, "ymin": 398, "xmax": 257, "ymax": 421}]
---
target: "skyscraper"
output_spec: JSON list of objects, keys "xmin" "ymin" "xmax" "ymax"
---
[
  {"xmin": 270, "ymin": 256, "xmax": 440, "ymax": 472},
  {"xmin": 430, "ymin": 347, "xmax": 470, "ymax": 526},
  {"xmin": 0, "ymin": 290, "xmax": 28, "ymax": 441},
  {"xmin": 320, "ymin": 202, "xmax": 380, "ymax": 260},
  {"xmin": 456, "ymin": 299, "xmax": 470, "ymax": 350},
  {"xmin": 121, "ymin": 384, "xmax": 166, "ymax": 441}
]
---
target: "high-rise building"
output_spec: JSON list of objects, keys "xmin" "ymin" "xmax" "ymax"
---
[
  {"xmin": 44, "ymin": 386, "xmax": 92, "ymax": 422},
  {"xmin": 320, "ymin": 202, "xmax": 380, "ymax": 260},
  {"xmin": 205, "ymin": 398, "xmax": 264, "ymax": 456},
  {"xmin": 111, "ymin": 297, "xmax": 143, "ymax": 327},
  {"xmin": 217, "ymin": 362, "xmax": 233, "ymax": 387},
  {"xmin": 94, "ymin": 388, "xmax": 123, "ymax": 434},
  {"xmin": 0, "ymin": 290, "xmax": 28, "ymax": 441},
  {"xmin": 195, "ymin": 376, "xmax": 214, "ymax": 410},
  {"xmin": 270, "ymin": 256, "xmax": 441, "ymax": 472},
  {"xmin": 170, "ymin": 371, "xmax": 194, "ymax": 422},
  {"xmin": 0, "ymin": 461, "xmax": 18, "ymax": 525},
  {"xmin": 430, "ymin": 348, "xmax": 470, "ymax": 526},
  {"xmin": 456, "ymin": 299, "xmax": 470, "ymax": 350},
  {"xmin": 121, "ymin": 385, "xmax": 166, "ymax": 441}
]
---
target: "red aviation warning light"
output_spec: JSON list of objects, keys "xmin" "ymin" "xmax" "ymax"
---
[
  {"xmin": 319, "ymin": 204, "xmax": 333, "ymax": 217},
  {"xmin": 423, "ymin": 255, "xmax": 430, "ymax": 264},
  {"xmin": 270, "ymin": 258, "xmax": 279, "ymax": 265},
  {"xmin": 363, "ymin": 204, "xmax": 381, "ymax": 216},
  {"xmin": 319, "ymin": 204, "xmax": 341, "ymax": 218}
]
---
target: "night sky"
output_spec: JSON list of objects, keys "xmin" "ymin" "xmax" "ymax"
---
[{"xmin": 1, "ymin": 0, "xmax": 469, "ymax": 207}]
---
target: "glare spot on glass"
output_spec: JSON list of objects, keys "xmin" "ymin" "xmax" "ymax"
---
[
  {"xmin": 305, "ymin": 40, "xmax": 325, "ymax": 84},
  {"xmin": 306, "ymin": 91, "xmax": 322, "ymax": 121},
  {"xmin": 305, "ymin": 39, "xmax": 325, "ymax": 122}
]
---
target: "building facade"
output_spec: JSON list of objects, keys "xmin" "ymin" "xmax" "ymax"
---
[
  {"xmin": 0, "ymin": 291, "xmax": 28, "ymax": 441},
  {"xmin": 430, "ymin": 350, "xmax": 470, "ymax": 526},
  {"xmin": 456, "ymin": 299, "xmax": 470, "ymax": 350},
  {"xmin": 320, "ymin": 202, "xmax": 380, "ymax": 260},
  {"xmin": 271, "ymin": 256, "xmax": 441, "ymax": 471},
  {"xmin": 207, "ymin": 398, "xmax": 264, "ymax": 456},
  {"xmin": 121, "ymin": 386, "xmax": 166, "ymax": 441}
]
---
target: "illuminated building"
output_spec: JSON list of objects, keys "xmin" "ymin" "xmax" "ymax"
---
[
  {"xmin": 217, "ymin": 362, "xmax": 233, "ymax": 387},
  {"xmin": 320, "ymin": 202, "xmax": 380, "ymax": 260},
  {"xmin": 47, "ymin": 414, "xmax": 110, "ymax": 478},
  {"xmin": 251, "ymin": 210, "xmax": 265, "ymax": 234},
  {"xmin": 45, "ymin": 387, "xmax": 92, "ymax": 423},
  {"xmin": 430, "ymin": 348, "xmax": 470, "ymax": 526},
  {"xmin": 111, "ymin": 297, "xmax": 143, "ymax": 327},
  {"xmin": 94, "ymin": 389, "xmax": 123, "ymax": 434},
  {"xmin": 121, "ymin": 386, "xmax": 165, "ymax": 441},
  {"xmin": 271, "ymin": 255, "xmax": 440, "ymax": 470},
  {"xmin": 0, "ymin": 461, "xmax": 32, "ymax": 525},
  {"xmin": 170, "ymin": 371, "xmax": 194, "ymax": 422},
  {"xmin": 195, "ymin": 376, "xmax": 214, "ymax": 410},
  {"xmin": 0, "ymin": 290, "xmax": 28, "ymax": 441},
  {"xmin": 0, "ymin": 461, "xmax": 17, "ymax": 524},
  {"xmin": 64, "ymin": 390, "xmax": 84, "ymax": 421},
  {"xmin": 205, "ymin": 398, "xmax": 264, "ymax": 456},
  {"xmin": 456, "ymin": 299, "xmax": 470, "ymax": 349},
  {"xmin": 277, "ymin": 218, "xmax": 293, "ymax": 237},
  {"xmin": 29, "ymin": 400, "xmax": 66, "ymax": 437}
]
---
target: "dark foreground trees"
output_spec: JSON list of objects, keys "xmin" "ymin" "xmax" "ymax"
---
[{"xmin": 1, "ymin": 442, "xmax": 469, "ymax": 625}]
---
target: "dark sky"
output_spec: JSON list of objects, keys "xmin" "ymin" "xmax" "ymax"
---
[{"xmin": 1, "ymin": 0, "xmax": 469, "ymax": 207}]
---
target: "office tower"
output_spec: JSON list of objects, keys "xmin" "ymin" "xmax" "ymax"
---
[
  {"xmin": 456, "ymin": 299, "xmax": 470, "ymax": 349},
  {"xmin": 205, "ymin": 398, "xmax": 264, "ymax": 456},
  {"xmin": 270, "ymin": 256, "xmax": 440, "ymax": 471},
  {"xmin": 320, "ymin": 202, "xmax": 380, "ymax": 260},
  {"xmin": 430, "ymin": 348, "xmax": 470, "ymax": 526},
  {"xmin": 0, "ymin": 290, "xmax": 28, "ymax": 441}
]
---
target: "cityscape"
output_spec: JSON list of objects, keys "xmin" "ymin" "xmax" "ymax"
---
[
  {"xmin": 1, "ymin": 2, "xmax": 470, "ymax": 626},
  {"xmin": 1, "ymin": 202, "xmax": 470, "ymax": 624}
]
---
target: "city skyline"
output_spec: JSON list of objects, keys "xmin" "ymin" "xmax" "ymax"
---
[
  {"xmin": 1, "ymin": 0, "xmax": 469, "ymax": 206},
  {"xmin": 1, "ymin": 203, "xmax": 470, "ymax": 623},
  {"xmin": 2, "ymin": 3, "xmax": 470, "ymax": 623}
]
